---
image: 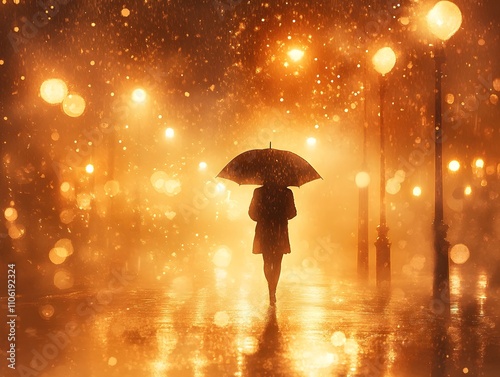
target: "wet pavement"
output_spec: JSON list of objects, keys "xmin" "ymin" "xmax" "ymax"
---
[{"xmin": 2, "ymin": 265, "xmax": 500, "ymax": 377}]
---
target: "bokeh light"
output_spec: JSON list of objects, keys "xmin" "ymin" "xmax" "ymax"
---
[
  {"xmin": 450, "ymin": 243, "xmax": 470, "ymax": 264},
  {"xmin": 39, "ymin": 304, "xmax": 55, "ymax": 320},
  {"xmin": 212, "ymin": 246, "xmax": 232, "ymax": 268},
  {"xmin": 40, "ymin": 78, "xmax": 68, "ymax": 104},
  {"xmin": 386, "ymin": 178, "xmax": 401, "ymax": 195},
  {"xmin": 448, "ymin": 160, "xmax": 460, "ymax": 172},
  {"xmin": 53, "ymin": 269, "xmax": 74, "ymax": 290},
  {"xmin": 132, "ymin": 88, "xmax": 147, "ymax": 103},
  {"xmin": 372, "ymin": 47, "xmax": 397, "ymax": 75},
  {"xmin": 412, "ymin": 186, "xmax": 422, "ymax": 197},
  {"xmin": 475, "ymin": 158, "xmax": 484, "ymax": 168},
  {"xmin": 4, "ymin": 207, "xmax": 18, "ymax": 222},
  {"xmin": 104, "ymin": 180, "xmax": 120, "ymax": 197},
  {"xmin": 331, "ymin": 331, "xmax": 346, "ymax": 347},
  {"xmin": 165, "ymin": 127, "xmax": 175, "ymax": 138},
  {"xmin": 355, "ymin": 171, "xmax": 370, "ymax": 188},
  {"xmin": 306, "ymin": 137, "xmax": 317, "ymax": 146},
  {"xmin": 426, "ymin": 0, "xmax": 463, "ymax": 41},
  {"xmin": 464, "ymin": 185, "xmax": 472, "ymax": 196},
  {"xmin": 62, "ymin": 94, "xmax": 86, "ymax": 117},
  {"xmin": 214, "ymin": 311, "xmax": 230, "ymax": 327},
  {"xmin": 199, "ymin": 161, "xmax": 208, "ymax": 170},
  {"xmin": 287, "ymin": 48, "xmax": 305, "ymax": 62},
  {"xmin": 85, "ymin": 163, "xmax": 94, "ymax": 174}
]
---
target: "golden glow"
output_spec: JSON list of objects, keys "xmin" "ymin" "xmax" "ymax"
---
[
  {"xmin": 40, "ymin": 78, "xmax": 68, "ymax": 104},
  {"xmin": 39, "ymin": 304, "xmax": 55, "ymax": 320},
  {"xmin": 412, "ymin": 186, "xmax": 422, "ymax": 197},
  {"xmin": 450, "ymin": 243, "xmax": 470, "ymax": 264},
  {"xmin": 199, "ymin": 161, "xmax": 208, "ymax": 170},
  {"xmin": 355, "ymin": 171, "xmax": 370, "ymax": 188},
  {"xmin": 331, "ymin": 331, "xmax": 347, "ymax": 347},
  {"xmin": 104, "ymin": 180, "xmax": 120, "ymax": 196},
  {"xmin": 165, "ymin": 127, "xmax": 175, "ymax": 138},
  {"xmin": 448, "ymin": 160, "xmax": 460, "ymax": 172},
  {"xmin": 372, "ymin": 47, "xmax": 397, "ymax": 75},
  {"xmin": 212, "ymin": 246, "xmax": 232, "ymax": 268},
  {"xmin": 49, "ymin": 247, "xmax": 67, "ymax": 265},
  {"xmin": 121, "ymin": 8, "xmax": 130, "ymax": 17},
  {"xmin": 85, "ymin": 163, "xmax": 94, "ymax": 174},
  {"xmin": 4, "ymin": 207, "xmax": 18, "ymax": 222},
  {"xmin": 53, "ymin": 269, "xmax": 74, "ymax": 290},
  {"xmin": 426, "ymin": 1, "xmax": 462, "ymax": 41},
  {"xmin": 386, "ymin": 178, "xmax": 401, "ymax": 195},
  {"xmin": 62, "ymin": 93, "xmax": 86, "ymax": 117},
  {"xmin": 214, "ymin": 311, "xmax": 230, "ymax": 327},
  {"xmin": 132, "ymin": 88, "xmax": 147, "ymax": 103},
  {"xmin": 306, "ymin": 137, "xmax": 317, "ymax": 146},
  {"xmin": 475, "ymin": 158, "xmax": 485, "ymax": 169},
  {"xmin": 464, "ymin": 185, "xmax": 472, "ymax": 196},
  {"xmin": 287, "ymin": 48, "xmax": 305, "ymax": 62}
]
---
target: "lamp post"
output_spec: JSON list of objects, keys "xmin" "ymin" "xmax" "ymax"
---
[
  {"xmin": 372, "ymin": 46, "xmax": 396, "ymax": 287},
  {"xmin": 426, "ymin": 1, "xmax": 462, "ymax": 309}
]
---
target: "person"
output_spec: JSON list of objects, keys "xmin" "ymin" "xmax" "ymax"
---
[{"xmin": 249, "ymin": 181, "xmax": 297, "ymax": 305}]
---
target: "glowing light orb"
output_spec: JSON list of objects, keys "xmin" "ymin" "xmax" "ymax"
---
[
  {"xmin": 49, "ymin": 248, "xmax": 67, "ymax": 265},
  {"xmin": 464, "ymin": 185, "xmax": 472, "ymax": 196},
  {"xmin": 216, "ymin": 182, "xmax": 226, "ymax": 193},
  {"xmin": 55, "ymin": 238, "xmax": 74, "ymax": 256},
  {"xmin": 39, "ymin": 304, "xmax": 55, "ymax": 319},
  {"xmin": 53, "ymin": 269, "xmax": 74, "ymax": 290},
  {"xmin": 4, "ymin": 207, "xmax": 18, "ymax": 222},
  {"xmin": 426, "ymin": 1, "xmax": 462, "ymax": 41},
  {"xmin": 448, "ymin": 160, "xmax": 460, "ymax": 172},
  {"xmin": 85, "ymin": 164, "xmax": 94, "ymax": 174},
  {"xmin": 76, "ymin": 193, "xmax": 92, "ymax": 210},
  {"xmin": 199, "ymin": 161, "xmax": 208, "ymax": 170},
  {"xmin": 214, "ymin": 311, "xmax": 230, "ymax": 327},
  {"xmin": 287, "ymin": 48, "xmax": 305, "ymax": 62},
  {"xmin": 108, "ymin": 357, "xmax": 118, "ymax": 366},
  {"xmin": 355, "ymin": 171, "xmax": 370, "ymax": 188},
  {"xmin": 60, "ymin": 181, "xmax": 72, "ymax": 193},
  {"xmin": 62, "ymin": 94, "xmax": 86, "ymax": 117},
  {"xmin": 394, "ymin": 169, "xmax": 406, "ymax": 183},
  {"xmin": 331, "ymin": 331, "xmax": 347, "ymax": 347},
  {"xmin": 59, "ymin": 209, "xmax": 75, "ymax": 224},
  {"xmin": 306, "ymin": 137, "xmax": 317, "ymax": 146},
  {"xmin": 104, "ymin": 180, "xmax": 120, "ymax": 197},
  {"xmin": 164, "ymin": 179, "xmax": 182, "ymax": 196},
  {"xmin": 121, "ymin": 7, "xmax": 130, "ymax": 17},
  {"xmin": 372, "ymin": 47, "xmax": 397, "ymax": 75},
  {"xmin": 213, "ymin": 246, "xmax": 232, "ymax": 268},
  {"xmin": 40, "ymin": 78, "xmax": 68, "ymax": 104},
  {"xmin": 450, "ymin": 243, "xmax": 470, "ymax": 264},
  {"xmin": 131, "ymin": 88, "xmax": 147, "ymax": 103},
  {"xmin": 386, "ymin": 178, "xmax": 401, "ymax": 195},
  {"xmin": 8, "ymin": 224, "xmax": 25, "ymax": 239},
  {"xmin": 412, "ymin": 186, "xmax": 422, "ymax": 197},
  {"xmin": 475, "ymin": 158, "xmax": 484, "ymax": 169},
  {"xmin": 165, "ymin": 127, "xmax": 175, "ymax": 138}
]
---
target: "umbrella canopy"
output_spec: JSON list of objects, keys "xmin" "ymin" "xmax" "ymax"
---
[{"xmin": 217, "ymin": 147, "xmax": 322, "ymax": 187}]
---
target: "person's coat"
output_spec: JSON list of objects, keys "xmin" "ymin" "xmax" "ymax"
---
[{"xmin": 248, "ymin": 184, "xmax": 297, "ymax": 255}]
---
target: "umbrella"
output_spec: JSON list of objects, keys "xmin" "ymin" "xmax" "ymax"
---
[{"xmin": 217, "ymin": 145, "xmax": 322, "ymax": 187}]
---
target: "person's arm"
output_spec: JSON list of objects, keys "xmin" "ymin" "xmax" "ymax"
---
[
  {"xmin": 286, "ymin": 189, "xmax": 297, "ymax": 220},
  {"xmin": 248, "ymin": 189, "xmax": 260, "ymax": 221}
]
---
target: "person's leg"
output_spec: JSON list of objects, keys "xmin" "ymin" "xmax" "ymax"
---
[{"xmin": 263, "ymin": 252, "xmax": 283, "ymax": 304}]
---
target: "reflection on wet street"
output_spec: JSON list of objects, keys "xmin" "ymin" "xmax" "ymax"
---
[{"xmin": 3, "ymin": 266, "xmax": 500, "ymax": 377}]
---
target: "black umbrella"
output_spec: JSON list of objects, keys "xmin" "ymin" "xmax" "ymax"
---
[{"xmin": 217, "ymin": 146, "xmax": 321, "ymax": 187}]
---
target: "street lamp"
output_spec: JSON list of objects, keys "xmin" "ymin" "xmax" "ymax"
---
[
  {"xmin": 372, "ymin": 46, "xmax": 396, "ymax": 287},
  {"xmin": 426, "ymin": 0, "xmax": 462, "ymax": 309}
]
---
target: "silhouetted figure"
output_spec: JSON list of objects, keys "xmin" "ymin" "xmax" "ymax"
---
[{"xmin": 249, "ymin": 182, "xmax": 297, "ymax": 305}]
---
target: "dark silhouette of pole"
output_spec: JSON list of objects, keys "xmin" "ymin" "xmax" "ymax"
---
[
  {"xmin": 357, "ymin": 63, "xmax": 369, "ymax": 280},
  {"xmin": 432, "ymin": 46, "xmax": 450, "ymax": 312},
  {"xmin": 375, "ymin": 74, "xmax": 391, "ymax": 286}
]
